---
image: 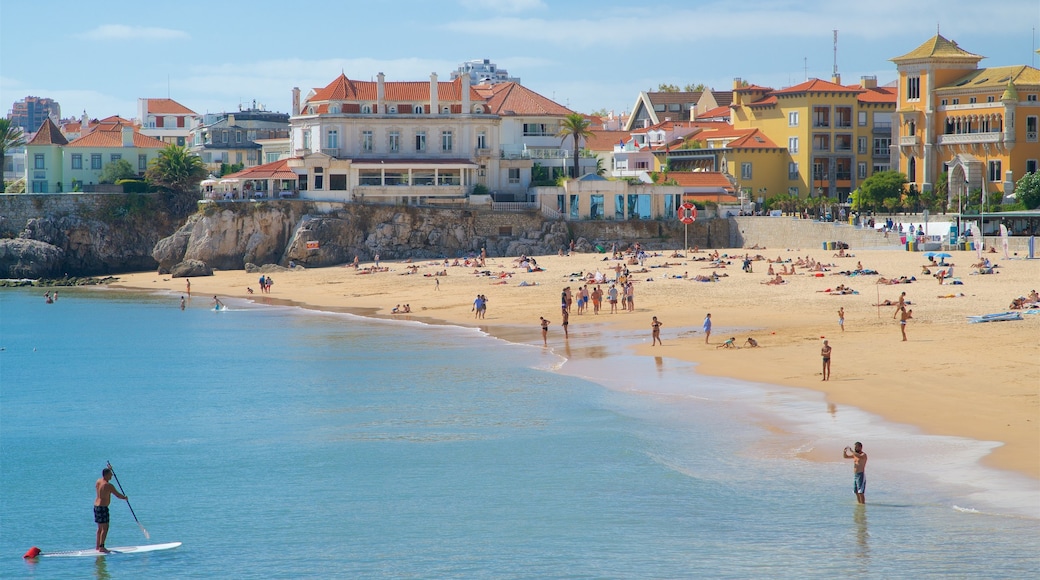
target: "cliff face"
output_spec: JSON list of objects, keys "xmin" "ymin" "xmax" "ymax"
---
[{"xmin": 0, "ymin": 193, "xmax": 728, "ymax": 279}]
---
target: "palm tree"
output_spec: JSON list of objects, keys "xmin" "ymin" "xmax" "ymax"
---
[
  {"xmin": 0, "ymin": 119, "xmax": 27, "ymax": 193},
  {"xmin": 557, "ymin": 113, "xmax": 593, "ymax": 179},
  {"xmin": 145, "ymin": 144, "xmax": 207, "ymax": 215}
]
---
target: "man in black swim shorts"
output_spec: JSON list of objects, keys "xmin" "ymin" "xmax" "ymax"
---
[{"xmin": 95, "ymin": 467, "xmax": 127, "ymax": 552}]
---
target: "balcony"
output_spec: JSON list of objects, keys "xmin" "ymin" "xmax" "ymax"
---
[
  {"xmin": 899, "ymin": 136, "xmax": 919, "ymax": 146},
  {"xmin": 474, "ymin": 147, "xmax": 492, "ymax": 157},
  {"xmin": 872, "ymin": 122, "xmax": 892, "ymax": 133},
  {"xmin": 354, "ymin": 184, "xmax": 466, "ymax": 198},
  {"xmin": 936, "ymin": 132, "xmax": 1002, "ymax": 146}
]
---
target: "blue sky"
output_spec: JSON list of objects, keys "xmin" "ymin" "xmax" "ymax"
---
[{"xmin": 2, "ymin": 0, "xmax": 1038, "ymax": 123}]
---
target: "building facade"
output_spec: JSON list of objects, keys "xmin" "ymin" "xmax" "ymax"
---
[
  {"xmin": 891, "ymin": 34, "xmax": 1040, "ymax": 207},
  {"xmin": 8, "ymin": 95, "xmax": 61, "ymax": 136},
  {"xmin": 189, "ymin": 108, "xmax": 290, "ymax": 171},
  {"xmin": 136, "ymin": 98, "xmax": 198, "ymax": 146},
  {"xmin": 451, "ymin": 59, "xmax": 519, "ymax": 85}
]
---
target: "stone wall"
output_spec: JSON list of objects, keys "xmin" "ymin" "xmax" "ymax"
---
[{"xmin": 0, "ymin": 193, "xmax": 115, "ymax": 237}]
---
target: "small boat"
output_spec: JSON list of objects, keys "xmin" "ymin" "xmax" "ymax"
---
[{"xmin": 966, "ymin": 312, "xmax": 1023, "ymax": 324}]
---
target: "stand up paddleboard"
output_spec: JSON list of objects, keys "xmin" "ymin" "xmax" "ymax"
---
[{"xmin": 30, "ymin": 542, "xmax": 182, "ymax": 558}]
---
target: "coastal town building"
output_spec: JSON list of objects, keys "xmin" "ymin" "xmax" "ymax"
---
[
  {"xmin": 8, "ymin": 95, "xmax": 61, "ymax": 136},
  {"xmin": 136, "ymin": 98, "xmax": 198, "ymax": 146},
  {"xmin": 624, "ymin": 90, "xmax": 733, "ymax": 131},
  {"xmin": 233, "ymin": 71, "xmax": 593, "ymax": 204},
  {"xmin": 451, "ymin": 59, "xmax": 519, "ymax": 85},
  {"xmin": 188, "ymin": 106, "xmax": 290, "ymax": 172},
  {"xmin": 24, "ymin": 116, "xmax": 165, "ymax": 192},
  {"xmin": 891, "ymin": 34, "xmax": 1040, "ymax": 207}
]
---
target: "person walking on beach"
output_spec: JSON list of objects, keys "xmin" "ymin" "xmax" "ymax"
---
[
  {"xmin": 821, "ymin": 340, "xmax": 832, "ymax": 381},
  {"xmin": 561, "ymin": 305, "xmax": 570, "ymax": 339},
  {"xmin": 703, "ymin": 313, "xmax": 712, "ymax": 344},
  {"xmin": 94, "ymin": 467, "xmax": 128, "ymax": 552},
  {"xmin": 838, "ymin": 307, "xmax": 845, "ymax": 332},
  {"xmin": 899, "ymin": 307, "xmax": 913, "ymax": 341},
  {"xmin": 651, "ymin": 316, "xmax": 663, "ymax": 346},
  {"xmin": 185, "ymin": 278, "xmax": 191, "ymax": 295},
  {"xmin": 893, "ymin": 292, "xmax": 906, "ymax": 319},
  {"xmin": 540, "ymin": 317, "xmax": 550, "ymax": 346},
  {"xmin": 843, "ymin": 442, "xmax": 868, "ymax": 504}
]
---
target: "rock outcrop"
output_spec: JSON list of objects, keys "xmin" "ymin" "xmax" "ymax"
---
[
  {"xmin": 0, "ymin": 238, "xmax": 66, "ymax": 278},
  {"xmin": 170, "ymin": 259, "xmax": 213, "ymax": 278}
]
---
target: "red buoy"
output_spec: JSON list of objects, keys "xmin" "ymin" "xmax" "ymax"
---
[{"xmin": 23, "ymin": 546, "xmax": 41, "ymax": 559}]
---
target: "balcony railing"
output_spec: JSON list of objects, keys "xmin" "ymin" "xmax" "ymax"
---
[
  {"xmin": 873, "ymin": 122, "xmax": 892, "ymax": 132},
  {"xmin": 899, "ymin": 136, "xmax": 919, "ymax": 146},
  {"xmin": 936, "ymin": 132, "xmax": 1002, "ymax": 146},
  {"xmin": 873, "ymin": 148, "xmax": 889, "ymax": 156},
  {"xmin": 835, "ymin": 172, "xmax": 852, "ymax": 180},
  {"xmin": 474, "ymin": 147, "xmax": 492, "ymax": 157}
]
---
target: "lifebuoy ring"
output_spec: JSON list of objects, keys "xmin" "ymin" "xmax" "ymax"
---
[{"xmin": 678, "ymin": 202, "xmax": 697, "ymax": 224}]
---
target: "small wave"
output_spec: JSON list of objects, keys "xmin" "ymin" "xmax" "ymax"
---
[{"xmin": 953, "ymin": 505, "xmax": 980, "ymax": 514}]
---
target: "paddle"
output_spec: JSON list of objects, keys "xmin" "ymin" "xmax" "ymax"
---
[{"xmin": 106, "ymin": 461, "xmax": 150, "ymax": 540}]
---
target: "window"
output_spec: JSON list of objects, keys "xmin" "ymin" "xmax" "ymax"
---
[
  {"xmin": 788, "ymin": 137, "xmax": 799, "ymax": 153},
  {"xmin": 415, "ymin": 131, "xmax": 426, "ymax": 152},
  {"xmin": 908, "ymin": 157, "xmax": 917, "ymax": 182},
  {"xmin": 522, "ymin": 123, "xmax": 552, "ymax": 136},
  {"xmin": 222, "ymin": 130, "xmax": 228, "ymax": 143},
  {"xmin": 907, "ymin": 75, "xmax": 920, "ymax": 100},
  {"xmin": 362, "ymin": 105, "xmax": 372, "ymax": 114},
  {"xmin": 266, "ymin": 152, "xmax": 280, "ymax": 163},
  {"xmin": 1027, "ymin": 116, "xmax": 1038, "ymax": 142},
  {"xmin": 236, "ymin": 131, "xmax": 242, "ymax": 143},
  {"xmin": 835, "ymin": 135, "xmax": 852, "ymax": 151},
  {"xmin": 740, "ymin": 162, "xmax": 752, "ymax": 180},
  {"xmin": 388, "ymin": 131, "xmax": 400, "ymax": 153},
  {"xmin": 91, "ymin": 154, "xmax": 102, "ymax": 170},
  {"xmin": 110, "ymin": 154, "xmax": 121, "ymax": 162},
  {"xmin": 236, "ymin": 152, "xmax": 243, "ymax": 164},
  {"xmin": 941, "ymin": 99, "xmax": 948, "ymax": 106},
  {"xmin": 329, "ymin": 174, "xmax": 347, "ymax": 190},
  {"xmin": 1027, "ymin": 94, "xmax": 1038, "ymax": 102},
  {"xmin": 813, "ymin": 106, "xmax": 830, "ymax": 128},
  {"xmin": 1026, "ymin": 159, "xmax": 1037, "ymax": 174},
  {"xmin": 298, "ymin": 175, "xmax": 308, "ymax": 191},
  {"xmin": 835, "ymin": 107, "xmax": 852, "ymax": 128},
  {"xmin": 907, "ymin": 120, "xmax": 916, "ymax": 135},
  {"xmin": 813, "ymin": 134, "xmax": 830, "ymax": 151},
  {"xmin": 788, "ymin": 111, "xmax": 799, "ymax": 127},
  {"xmin": 952, "ymin": 98, "xmax": 959, "ymax": 105},
  {"xmin": 969, "ymin": 97, "xmax": 976, "ymax": 104},
  {"xmin": 176, "ymin": 137, "xmax": 185, "ymax": 147},
  {"xmin": 857, "ymin": 136, "xmax": 868, "ymax": 154},
  {"xmin": 326, "ymin": 129, "xmax": 338, "ymax": 149},
  {"xmin": 788, "ymin": 186, "xmax": 799, "ymax": 196},
  {"xmin": 858, "ymin": 111, "xmax": 867, "ymax": 126},
  {"xmin": 71, "ymin": 154, "xmax": 82, "ymax": 169},
  {"xmin": 987, "ymin": 96, "xmax": 994, "ymax": 103},
  {"xmin": 34, "ymin": 154, "xmax": 44, "ymax": 169},
  {"xmin": 314, "ymin": 167, "xmax": 324, "ymax": 190},
  {"xmin": 788, "ymin": 162, "xmax": 799, "ymax": 180},
  {"xmin": 388, "ymin": 105, "xmax": 397, "ymax": 114},
  {"xmin": 477, "ymin": 131, "xmax": 487, "ymax": 150},
  {"xmin": 441, "ymin": 130, "xmax": 453, "ymax": 152},
  {"xmin": 858, "ymin": 162, "xmax": 867, "ymax": 179},
  {"xmin": 873, "ymin": 164, "xmax": 890, "ymax": 174},
  {"xmin": 508, "ymin": 168, "xmax": 520, "ymax": 184},
  {"xmin": 988, "ymin": 160, "xmax": 1002, "ymax": 182},
  {"xmin": 362, "ymin": 130, "xmax": 373, "ymax": 152}
]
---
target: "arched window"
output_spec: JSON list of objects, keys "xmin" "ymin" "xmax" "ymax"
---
[
  {"xmin": 330, "ymin": 105, "xmax": 339, "ymax": 114},
  {"xmin": 415, "ymin": 104, "xmax": 424, "ymax": 115},
  {"xmin": 388, "ymin": 105, "xmax": 397, "ymax": 114},
  {"xmin": 473, "ymin": 105, "xmax": 484, "ymax": 113},
  {"xmin": 362, "ymin": 105, "xmax": 372, "ymax": 114},
  {"xmin": 908, "ymin": 157, "xmax": 917, "ymax": 183},
  {"xmin": 442, "ymin": 106, "xmax": 451, "ymax": 114}
]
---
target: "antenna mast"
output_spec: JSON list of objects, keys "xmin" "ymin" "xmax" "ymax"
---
[{"xmin": 833, "ymin": 30, "xmax": 838, "ymax": 77}]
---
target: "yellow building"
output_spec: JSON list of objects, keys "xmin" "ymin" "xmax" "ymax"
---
[
  {"xmin": 891, "ymin": 34, "xmax": 1040, "ymax": 206},
  {"xmin": 728, "ymin": 76, "xmax": 897, "ymax": 204}
]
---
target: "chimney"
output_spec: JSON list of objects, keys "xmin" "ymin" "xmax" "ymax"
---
[
  {"xmin": 461, "ymin": 72, "xmax": 471, "ymax": 114},
  {"xmin": 430, "ymin": 72, "xmax": 439, "ymax": 115},
  {"xmin": 732, "ymin": 77, "xmax": 743, "ymax": 106},
  {"xmin": 377, "ymin": 72, "xmax": 385, "ymax": 114},
  {"xmin": 291, "ymin": 87, "xmax": 301, "ymax": 116},
  {"xmin": 860, "ymin": 75, "xmax": 877, "ymax": 89},
  {"xmin": 121, "ymin": 125, "xmax": 133, "ymax": 147},
  {"xmin": 228, "ymin": 114, "xmax": 235, "ymax": 126},
  {"xmin": 831, "ymin": 73, "xmax": 841, "ymax": 85}
]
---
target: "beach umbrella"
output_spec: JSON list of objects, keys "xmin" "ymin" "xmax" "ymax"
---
[
  {"xmin": 923, "ymin": 251, "xmax": 938, "ymax": 259},
  {"xmin": 936, "ymin": 252, "xmax": 951, "ymax": 265}
]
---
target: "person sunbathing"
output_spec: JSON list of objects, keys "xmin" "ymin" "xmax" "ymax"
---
[
  {"xmin": 763, "ymin": 274, "xmax": 785, "ymax": 285},
  {"xmin": 1028, "ymin": 290, "xmax": 1039, "ymax": 303}
]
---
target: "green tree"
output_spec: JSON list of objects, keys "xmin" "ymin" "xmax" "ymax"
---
[
  {"xmin": 219, "ymin": 162, "xmax": 244, "ymax": 177},
  {"xmin": 0, "ymin": 118, "xmax": 27, "ymax": 193},
  {"xmin": 657, "ymin": 83, "xmax": 681, "ymax": 92},
  {"xmin": 145, "ymin": 144, "xmax": 207, "ymax": 216},
  {"xmin": 1014, "ymin": 171, "xmax": 1040, "ymax": 210},
  {"xmin": 859, "ymin": 170, "xmax": 907, "ymax": 212},
  {"xmin": 98, "ymin": 159, "xmax": 137, "ymax": 184},
  {"xmin": 557, "ymin": 112, "xmax": 593, "ymax": 179},
  {"xmin": 684, "ymin": 83, "xmax": 708, "ymax": 92}
]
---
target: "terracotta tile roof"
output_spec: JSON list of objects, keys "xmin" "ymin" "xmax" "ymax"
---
[
  {"xmin": 655, "ymin": 171, "xmax": 735, "ymax": 193},
  {"xmin": 305, "ymin": 74, "xmax": 485, "ymax": 108},
  {"xmin": 736, "ymin": 84, "xmax": 773, "ymax": 92},
  {"xmin": 696, "ymin": 105, "xmax": 731, "ymax": 119},
  {"xmin": 646, "ymin": 91, "xmax": 702, "ymax": 106},
  {"xmin": 28, "ymin": 118, "xmax": 69, "ymax": 146},
  {"xmin": 684, "ymin": 192, "xmax": 740, "ymax": 202},
  {"xmin": 67, "ymin": 126, "xmax": 166, "ymax": 148},
  {"xmin": 724, "ymin": 129, "xmax": 779, "ymax": 149},
  {"xmin": 853, "ymin": 85, "xmax": 897, "ymax": 104},
  {"xmin": 480, "ymin": 82, "xmax": 572, "ymax": 116},
  {"xmin": 585, "ymin": 130, "xmax": 630, "ymax": 151},
  {"xmin": 144, "ymin": 98, "xmax": 197, "ymax": 116},
  {"xmin": 891, "ymin": 34, "xmax": 983, "ymax": 63},
  {"xmin": 711, "ymin": 91, "xmax": 734, "ymax": 107},
  {"xmin": 747, "ymin": 95, "xmax": 778, "ymax": 107},
  {"xmin": 937, "ymin": 65, "xmax": 1040, "ymax": 91},
  {"xmin": 223, "ymin": 159, "xmax": 297, "ymax": 180},
  {"xmin": 774, "ymin": 78, "xmax": 862, "ymax": 95},
  {"xmin": 631, "ymin": 120, "xmax": 700, "ymax": 134}
]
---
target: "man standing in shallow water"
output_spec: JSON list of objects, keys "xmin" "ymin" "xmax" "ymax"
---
[
  {"xmin": 843, "ymin": 442, "xmax": 868, "ymax": 504},
  {"xmin": 94, "ymin": 467, "xmax": 128, "ymax": 552}
]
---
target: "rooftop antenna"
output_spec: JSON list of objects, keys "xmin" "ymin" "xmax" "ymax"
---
[
  {"xmin": 832, "ymin": 30, "xmax": 838, "ymax": 78},
  {"xmin": 804, "ymin": 57, "xmax": 808, "ymax": 81},
  {"xmin": 168, "ymin": 74, "xmax": 171, "ymax": 98}
]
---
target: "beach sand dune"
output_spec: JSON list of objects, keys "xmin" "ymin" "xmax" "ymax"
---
[{"xmin": 114, "ymin": 246, "xmax": 1039, "ymax": 479}]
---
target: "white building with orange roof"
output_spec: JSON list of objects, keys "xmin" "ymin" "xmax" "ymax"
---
[
  {"xmin": 137, "ymin": 98, "xmax": 198, "ymax": 146},
  {"xmin": 282, "ymin": 71, "xmax": 589, "ymax": 204}
]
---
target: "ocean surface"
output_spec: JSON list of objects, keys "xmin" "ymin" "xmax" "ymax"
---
[{"xmin": 1, "ymin": 287, "xmax": 1037, "ymax": 579}]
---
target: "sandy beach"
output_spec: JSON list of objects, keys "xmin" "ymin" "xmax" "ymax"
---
[{"xmin": 112, "ymin": 245, "xmax": 1039, "ymax": 479}]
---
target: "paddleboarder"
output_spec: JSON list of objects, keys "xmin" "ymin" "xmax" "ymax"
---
[{"xmin": 95, "ymin": 467, "xmax": 129, "ymax": 552}]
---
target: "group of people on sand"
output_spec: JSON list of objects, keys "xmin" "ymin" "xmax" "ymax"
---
[
  {"xmin": 1009, "ymin": 289, "xmax": 1040, "ymax": 310},
  {"xmin": 391, "ymin": 304, "xmax": 412, "ymax": 314},
  {"xmin": 472, "ymin": 295, "xmax": 488, "ymax": 319},
  {"xmin": 257, "ymin": 275, "xmax": 273, "ymax": 293}
]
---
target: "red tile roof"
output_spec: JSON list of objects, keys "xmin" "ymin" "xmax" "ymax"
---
[
  {"xmin": 654, "ymin": 171, "xmax": 735, "ymax": 193},
  {"xmin": 585, "ymin": 130, "xmax": 630, "ymax": 151},
  {"xmin": 478, "ymin": 82, "xmax": 573, "ymax": 116},
  {"xmin": 853, "ymin": 85, "xmax": 897, "ymax": 104},
  {"xmin": 696, "ymin": 105, "xmax": 731, "ymax": 119},
  {"xmin": 28, "ymin": 118, "xmax": 69, "ymax": 146},
  {"xmin": 223, "ymin": 159, "xmax": 297, "ymax": 180},
  {"xmin": 305, "ymin": 74, "xmax": 485, "ymax": 108},
  {"xmin": 67, "ymin": 125, "xmax": 166, "ymax": 148},
  {"xmin": 724, "ymin": 129, "xmax": 779, "ymax": 149},
  {"xmin": 774, "ymin": 78, "xmax": 862, "ymax": 95},
  {"xmin": 747, "ymin": 95, "xmax": 778, "ymax": 107},
  {"xmin": 144, "ymin": 98, "xmax": 197, "ymax": 115}
]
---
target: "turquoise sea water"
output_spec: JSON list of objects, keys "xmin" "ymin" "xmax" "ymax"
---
[{"xmin": 1, "ymin": 287, "xmax": 1037, "ymax": 579}]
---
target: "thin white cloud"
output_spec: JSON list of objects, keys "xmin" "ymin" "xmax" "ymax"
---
[
  {"xmin": 458, "ymin": 0, "xmax": 545, "ymax": 13},
  {"xmin": 78, "ymin": 24, "xmax": 190, "ymax": 41}
]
